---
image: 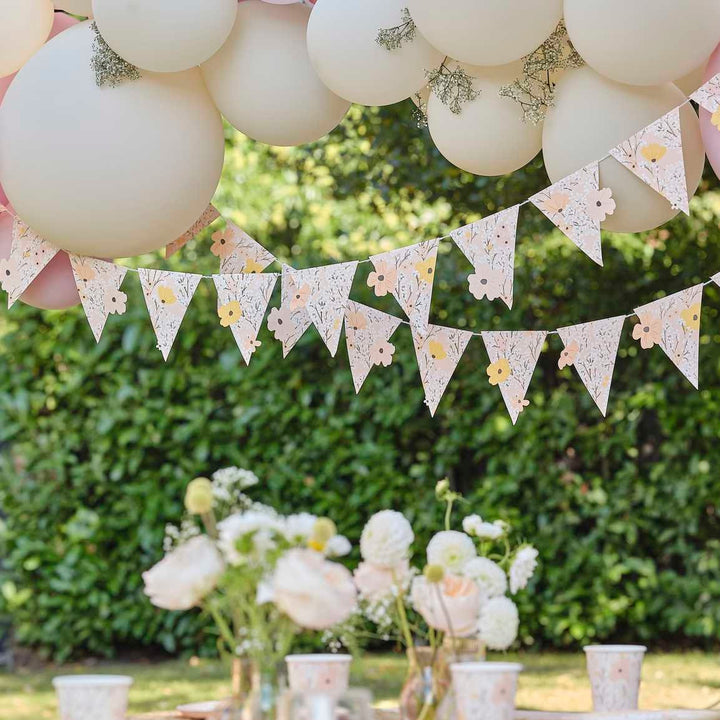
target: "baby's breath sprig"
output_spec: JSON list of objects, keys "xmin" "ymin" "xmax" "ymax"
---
[
  {"xmin": 411, "ymin": 91, "xmax": 429, "ymax": 129},
  {"xmin": 90, "ymin": 22, "xmax": 141, "ymax": 88},
  {"xmin": 376, "ymin": 8, "xmax": 417, "ymax": 51},
  {"xmin": 426, "ymin": 61, "xmax": 480, "ymax": 115}
]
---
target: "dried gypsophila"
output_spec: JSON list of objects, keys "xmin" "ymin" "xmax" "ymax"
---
[
  {"xmin": 426, "ymin": 61, "xmax": 480, "ymax": 115},
  {"xmin": 376, "ymin": 8, "xmax": 417, "ymax": 51},
  {"xmin": 411, "ymin": 91, "xmax": 428, "ymax": 129},
  {"xmin": 90, "ymin": 21, "xmax": 141, "ymax": 88}
]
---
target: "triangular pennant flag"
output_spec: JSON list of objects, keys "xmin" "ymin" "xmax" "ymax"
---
[
  {"xmin": 530, "ymin": 163, "xmax": 614, "ymax": 266},
  {"xmin": 556, "ymin": 316, "xmax": 625, "ymax": 416},
  {"xmin": 368, "ymin": 239, "xmax": 439, "ymax": 331},
  {"xmin": 691, "ymin": 73, "xmax": 720, "ymax": 115},
  {"xmin": 0, "ymin": 217, "xmax": 59, "ymax": 308},
  {"xmin": 213, "ymin": 272, "xmax": 278, "ymax": 365},
  {"xmin": 450, "ymin": 206, "xmax": 519, "ymax": 309},
  {"xmin": 212, "ymin": 221, "xmax": 276, "ymax": 275},
  {"xmin": 481, "ymin": 331, "xmax": 547, "ymax": 424},
  {"xmin": 413, "ymin": 324, "xmax": 473, "ymax": 416},
  {"xmin": 632, "ymin": 284, "xmax": 703, "ymax": 388},
  {"xmin": 344, "ymin": 301, "xmax": 402, "ymax": 393},
  {"xmin": 712, "ymin": 271, "xmax": 720, "ymax": 287},
  {"xmin": 609, "ymin": 108, "xmax": 689, "ymax": 214},
  {"xmin": 70, "ymin": 256, "xmax": 128, "ymax": 342},
  {"xmin": 165, "ymin": 205, "xmax": 221, "ymax": 259},
  {"xmin": 138, "ymin": 268, "xmax": 202, "ymax": 361}
]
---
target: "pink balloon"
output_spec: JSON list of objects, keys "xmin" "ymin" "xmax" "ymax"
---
[{"xmin": 700, "ymin": 43, "xmax": 720, "ymax": 180}]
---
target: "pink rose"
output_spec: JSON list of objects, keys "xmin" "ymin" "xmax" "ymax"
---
[
  {"xmin": 354, "ymin": 560, "xmax": 410, "ymax": 601},
  {"xmin": 411, "ymin": 574, "xmax": 481, "ymax": 637}
]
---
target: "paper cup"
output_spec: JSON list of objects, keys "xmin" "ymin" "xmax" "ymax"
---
[
  {"xmin": 450, "ymin": 662, "xmax": 523, "ymax": 720},
  {"xmin": 285, "ymin": 654, "xmax": 352, "ymax": 694},
  {"xmin": 53, "ymin": 675, "xmax": 133, "ymax": 720},
  {"xmin": 584, "ymin": 645, "xmax": 647, "ymax": 711}
]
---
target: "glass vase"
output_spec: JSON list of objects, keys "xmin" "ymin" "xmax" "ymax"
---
[
  {"xmin": 399, "ymin": 647, "xmax": 442, "ymax": 720},
  {"xmin": 222, "ymin": 662, "xmax": 285, "ymax": 720}
]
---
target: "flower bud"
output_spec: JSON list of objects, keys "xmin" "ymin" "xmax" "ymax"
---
[
  {"xmin": 435, "ymin": 478, "xmax": 450, "ymax": 499},
  {"xmin": 423, "ymin": 564, "xmax": 445, "ymax": 584},
  {"xmin": 185, "ymin": 477, "xmax": 213, "ymax": 515}
]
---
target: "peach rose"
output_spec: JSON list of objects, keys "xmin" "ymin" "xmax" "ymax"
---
[
  {"xmin": 410, "ymin": 574, "xmax": 481, "ymax": 637},
  {"xmin": 354, "ymin": 560, "xmax": 410, "ymax": 601}
]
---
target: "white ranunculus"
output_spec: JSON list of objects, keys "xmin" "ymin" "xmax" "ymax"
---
[
  {"xmin": 143, "ymin": 536, "xmax": 225, "ymax": 611},
  {"xmin": 360, "ymin": 510, "xmax": 414, "ymax": 568},
  {"xmin": 283, "ymin": 513, "xmax": 317, "ymax": 543},
  {"xmin": 426, "ymin": 531, "xmax": 476, "ymax": 573},
  {"xmin": 217, "ymin": 510, "xmax": 283, "ymax": 566},
  {"xmin": 462, "ymin": 514, "xmax": 483, "ymax": 536},
  {"xmin": 477, "ymin": 596, "xmax": 519, "ymax": 650},
  {"xmin": 325, "ymin": 534, "xmax": 352, "ymax": 557},
  {"xmin": 462, "ymin": 557, "xmax": 507, "ymax": 600},
  {"xmin": 509, "ymin": 546, "xmax": 539, "ymax": 594}
]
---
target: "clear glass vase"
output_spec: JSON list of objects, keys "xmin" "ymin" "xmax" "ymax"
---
[
  {"xmin": 222, "ymin": 662, "xmax": 285, "ymax": 720},
  {"xmin": 399, "ymin": 647, "xmax": 440, "ymax": 720}
]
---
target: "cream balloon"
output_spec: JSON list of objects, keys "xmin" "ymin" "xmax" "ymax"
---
[
  {"xmin": 0, "ymin": 22, "xmax": 225, "ymax": 257},
  {"xmin": 202, "ymin": 1, "xmax": 349, "ymax": 146},
  {"xmin": 564, "ymin": 0, "xmax": 720, "ymax": 87},
  {"xmin": 542, "ymin": 67, "xmax": 704, "ymax": 234},
  {"xmin": 93, "ymin": 0, "xmax": 237, "ymax": 73},
  {"xmin": 55, "ymin": 0, "xmax": 92, "ymax": 16},
  {"xmin": 0, "ymin": 0, "xmax": 53, "ymax": 78},
  {"xmin": 306, "ymin": 0, "xmax": 443, "ymax": 107},
  {"xmin": 427, "ymin": 61, "xmax": 542, "ymax": 177},
  {"xmin": 406, "ymin": 0, "xmax": 562, "ymax": 67}
]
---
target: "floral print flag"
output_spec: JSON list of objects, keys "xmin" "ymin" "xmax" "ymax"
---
[
  {"xmin": 70, "ymin": 256, "xmax": 128, "ymax": 342},
  {"xmin": 368, "ymin": 239, "xmax": 439, "ymax": 331},
  {"xmin": 413, "ymin": 324, "xmax": 473, "ymax": 416},
  {"xmin": 139, "ymin": 268, "xmax": 203, "ymax": 361},
  {"xmin": 691, "ymin": 74, "xmax": 720, "ymax": 117},
  {"xmin": 165, "ymin": 204, "xmax": 220, "ymax": 259},
  {"xmin": 0, "ymin": 217, "xmax": 59, "ymax": 308},
  {"xmin": 632, "ymin": 284, "xmax": 703, "ymax": 388},
  {"xmin": 344, "ymin": 301, "xmax": 403, "ymax": 393},
  {"xmin": 557, "ymin": 316, "xmax": 626, "ymax": 416},
  {"xmin": 213, "ymin": 273, "xmax": 278, "ymax": 366},
  {"xmin": 482, "ymin": 331, "xmax": 547, "ymax": 424},
  {"xmin": 211, "ymin": 221, "xmax": 276, "ymax": 275},
  {"xmin": 530, "ymin": 163, "xmax": 614, "ymax": 266},
  {"xmin": 450, "ymin": 206, "xmax": 519, "ymax": 308},
  {"xmin": 609, "ymin": 108, "xmax": 689, "ymax": 214}
]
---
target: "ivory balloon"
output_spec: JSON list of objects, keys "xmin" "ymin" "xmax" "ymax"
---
[
  {"xmin": 699, "ymin": 43, "xmax": 720, "ymax": 181},
  {"xmin": 0, "ymin": 0, "xmax": 53, "ymax": 78},
  {"xmin": 406, "ymin": 0, "xmax": 562, "ymax": 67},
  {"xmin": 93, "ymin": 0, "xmax": 237, "ymax": 73},
  {"xmin": 0, "ymin": 22, "xmax": 225, "ymax": 258},
  {"xmin": 55, "ymin": 0, "xmax": 92, "ymax": 16},
  {"xmin": 542, "ymin": 67, "xmax": 705, "ymax": 234},
  {"xmin": 201, "ymin": 1, "xmax": 350, "ymax": 146},
  {"xmin": 427, "ymin": 61, "xmax": 542, "ymax": 176},
  {"xmin": 564, "ymin": 0, "xmax": 720, "ymax": 87},
  {"xmin": 307, "ymin": 0, "xmax": 443, "ymax": 107}
]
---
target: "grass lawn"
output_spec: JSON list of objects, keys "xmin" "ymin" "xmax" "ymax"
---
[{"xmin": 1, "ymin": 653, "xmax": 720, "ymax": 719}]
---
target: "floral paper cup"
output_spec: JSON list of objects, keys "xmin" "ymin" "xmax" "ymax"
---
[
  {"xmin": 584, "ymin": 645, "xmax": 647, "ymax": 711},
  {"xmin": 450, "ymin": 662, "xmax": 523, "ymax": 720},
  {"xmin": 53, "ymin": 675, "xmax": 133, "ymax": 720},
  {"xmin": 285, "ymin": 654, "xmax": 352, "ymax": 694}
]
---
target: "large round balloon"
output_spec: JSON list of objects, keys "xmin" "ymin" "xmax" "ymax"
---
[
  {"xmin": 699, "ymin": 43, "xmax": 720, "ymax": 181},
  {"xmin": 543, "ymin": 67, "xmax": 705, "ymax": 234},
  {"xmin": 55, "ymin": 0, "xmax": 92, "ymax": 15},
  {"xmin": 201, "ymin": 1, "xmax": 350, "ymax": 146},
  {"xmin": 0, "ymin": 0, "xmax": 53, "ymax": 78},
  {"xmin": 406, "ymin": 0, "xmax": 562, "ymax": 67},
  {"xmin": 307, "ymin": 0, "xmax": 443, "ymax": 107},
  {"xmin": 427, "ymin": 61, "xmax": 542, "ymax": 177},
  {"xmin": 0, "ymin": 22, "xmax": 225, "ymax": 258},
  {"xmin": 565, "ymin": 0, "xmax": 720, "ymax": 87},
  {"xmin": 93, "ymin": 0, "xmax": 237, "ymax": 73}
]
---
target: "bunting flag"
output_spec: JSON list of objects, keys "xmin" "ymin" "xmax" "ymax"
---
[
  {"xmin": 0, "ymin": 218, "xmax": 59, "ymax": 308},
  {"xmin": 211, "ymin": 221, "xmax": 276, "ymax": 275},
  {"xmin": 344, "ymin": 301, "xmax": 402, "ymax": 393},
  {"xmin": 368, "ymin": 239, "xmax": 439, "ymax": 331},
  {"xmin": 450, "ymin": 206, "xmax": 519, "ymax": 309},
  {"xmin": 413, "ymin": 324, "xmax": 473, "ymax": 416},
  {"xmin": 165, "ymin": 205, "xmax": 221, "ymax": 259},
  {"xmin": 556, "ymin": 316, "xmax": 626, "ymax": 416},
  {"xmin": 609, "ymin": 108, "xmax": 689, "ymax": 214},
  {"xmin": 139, "ymin": 268, "xmax": 203, "ymax": 360},
  {"xmin": 632, "ymin": 284, "xmax": 703, "ymax": 388},
  {"xmin": 482, "ymin": 331, "xmax": 547, "ymax": 424},
  {"xmin": 691, "ymin": 74, "xmax": 720, "ymax": 116},
  {"xmin": 530, "ymin": 163, "xmax": 614, "ymax": 266},
  {"xmin": 213, "ymin": 272, "xmax": 278, "ymax": 365},
  {"xmin": 70, "ymin": 256, "xmax": 128, "ymax": 342}
]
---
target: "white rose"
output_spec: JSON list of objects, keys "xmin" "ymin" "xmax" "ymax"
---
[
  {"xmin": 477, "ymin": 596, "xmax": 519, "ymax": 651},
  {"xmin": 509, "ymin": 546, "xmax": 539, "ymax": 594},
  {"xmin": 360, "ymin": 510, "xmax": 414, "ymax": 568},
  {"xmin": 217, "ymin": 510, "xmax": 283, "ymax": 565},
  {"xmin": 462, "ymin": 557, "xmax": 507, "ymax": 600},
  {"xmin": 272, "ymin": 549, "xmax": 357, "ymax": 630},
  {"xmin": 325, "ymin": 534, "xmax": 352, "ymax": 557},
  {"xmin": 143, "ymin": 536, "xmax": 224, "ymax": 611},
  {"xmin": 426, "ymin": 531, "xmax": 476, "ymax": 573},
  {"xmin": 354, "ymin": 560, "xmax": 411, "ymax": 601},
  {"xmin": 283, "ymin": 513, "xmax": 317, "ymax": 543}
]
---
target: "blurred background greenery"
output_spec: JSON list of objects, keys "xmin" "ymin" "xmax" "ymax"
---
[{"xmin": 1, "ymin": 103, "xmax": 720, "ymax": 662}]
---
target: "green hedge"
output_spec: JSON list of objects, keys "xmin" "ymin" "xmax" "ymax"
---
[{"xmin": 1, "ymin": 105, "xmax": 720, "ymax": 660}]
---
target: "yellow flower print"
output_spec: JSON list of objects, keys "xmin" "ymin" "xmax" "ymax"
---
[
  {"xmin": 487, "ymin": 358, "xmax": 511, "ymax": 386},
  {"xmin": 641, "ymin": 143, "xmax": 667, "ymax": 164},
  {"xmin": 428, "ymin": 340, "xmax": 447, "ymax": 360},
  {"xmin": 414, "ymin": 256, "xmax": 436, "ymax": 284},
  {"xmin": 218, "ymin": 300, "xmax": 243, "ymax": 327},
  {"xmin": 712, "ymin": 107, "xmax": 720, "ymax": 131},
  {"xmin": 681, "ymin": 303, "xmax": 701, "ymax": 331},
  {"xmin": 157, "ymin": 285, "xmax": 177, "ymax": 305},
  {"xmin": 244, "ymin": 257, "xmax": 264, "ymax": 274}
]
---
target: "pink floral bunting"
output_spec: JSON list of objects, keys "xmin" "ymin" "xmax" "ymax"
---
[
  {"xmin": 344, "ymin": 301, "xmax": 403, "ymax": 393},
  {"xmin": 0, "ymin": 217, "xmax": 59, "ymax": 308},
  {"xmin": 70, "ymin": 256, "xmax": 128, "ymax": 342},
  {"xmin": 530, "ymin": 163, "xmax": 614, "ymax": 266},
  {"xmin": 139, "ymin": 268, "xmax": 202, "ymax": 361},
  {"xmin": 211, "ymin": 221, "xmax": 276, "ymax": 275},
  {"xmin": 557, "ymin": 316, "xmax": 626, "ymax": 416},
  {"xmin": 450, "ymin": 206, "xmax": 519, "ymax": 308},
  {"xmin": 213, "ymin": 273, "xmax": 278, "ymax": 365},
  {"xmin": 165, "ymin": 205, "xmax": 220, "ymax": 259},
  {"xmin": 609, "ymin": 108, "xmax": 689, "ymax": 214},
  {"xmin": 691, "ymin": 74, "xmax": 720, "ymax": 114},
  {"xmin": 413, "ymin": 324, "xmax": 473, "ymax": 416},
  {"xmin": 632, "ymin": 284, "xmax": 703, "ymax": 388},
  {"xmin": 368, "ymin": 239, "xmax": 439, "ymax": 331},
  {"xmin": 482, "ymin": 331, "xmax": 547, "ymax": 424}
]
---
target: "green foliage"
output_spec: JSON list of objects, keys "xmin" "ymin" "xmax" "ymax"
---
[{"xmin": 1, "ymin": 104, "xmax": 720, "ymax": 659}]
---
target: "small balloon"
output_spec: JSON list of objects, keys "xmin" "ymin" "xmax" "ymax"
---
[
  {"xmin": 0, "ymin": 0, "xmax": 54, "ymax": 78},
  {"xmin": 54, "ymin": 0, "xmax": 92, "ymax": 16}
]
